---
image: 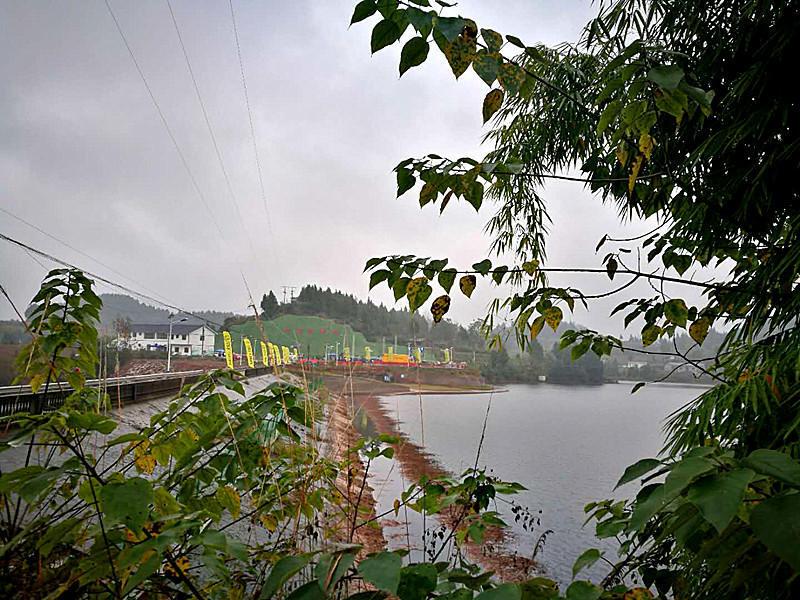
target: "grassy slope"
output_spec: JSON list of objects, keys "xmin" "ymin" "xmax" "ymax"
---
[{"xmin": 216, "ymin": 315, "xmax": 376, "ymax": 358}]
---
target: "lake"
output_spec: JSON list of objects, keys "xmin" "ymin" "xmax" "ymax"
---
[{"xmin": 364, "ymin": 382, "xmax": 702, "ymax": 585}]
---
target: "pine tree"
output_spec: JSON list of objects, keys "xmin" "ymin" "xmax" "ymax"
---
[{"xmin": 260, "ymin": 291, "xmax": 280, "ymax": 319}]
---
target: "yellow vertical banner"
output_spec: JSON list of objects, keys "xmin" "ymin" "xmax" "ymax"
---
[
  {"xmin": 243, "ymin": 338, "xmax": 255, "ymax": 368},
  {"xmin": 414, "ymin": 347, "xmax": 421, "ymax": 363},
  {"xmin": 282, "ymin": 346, "xmax": 291, "ymax": 364},
  {"xmin": 344, "ymin": 347, "xmax": 350, "ymax": 361},
  {"xmin": 269, "ymin": 343, "xmax": 278, "ymax": 366},
  {"xmin": 365, "ymin": 347, "xmax": 371, "ymax": 361},
  {"xmin": 260, "ymin": 341, "xmax": 269, "ymax": 366},
  {"xmin": 222, "ymin": 331, "xmax": 234, "ymax": 370},
  {"xmin": 444, "ymin": 348, "xmax": 450, "ymax": 363},
  {"xmin": 388, "ymin": 346, "xmax": 394, "ymax": 357},
  {"xmin": 292, "ymin": 348, "xmax": 299, "ymax": 361}
]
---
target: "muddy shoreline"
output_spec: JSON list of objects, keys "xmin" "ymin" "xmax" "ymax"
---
[{"xmin": 321, "ymin": 372, "xmax": 535, "ymax": 580}]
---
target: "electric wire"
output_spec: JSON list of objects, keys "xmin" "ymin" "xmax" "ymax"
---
[
  {"xmin": 0, "ymin": 232, "xmax": 287, "ymax": 344},
  {"xmin": 1, "ymin": 205, "xmax": 174, "ymax": 305},
  {"xmin": 102, "ymin": 0, "xmax": 267, "ymax": 322},
  {"xmin": 102, "ymin": 0, "xmax": 229, "ymax": 247},
  {"xmin": 227, "ymin": 0, "xmax": 276, "ymax": 240},
  {"xmin": 165, "ymin": 0, "xmax": 273, "ymax": 273},
  {"xmin": 2, "ymin": 230, "xmax": 226, "ymax": 328}
]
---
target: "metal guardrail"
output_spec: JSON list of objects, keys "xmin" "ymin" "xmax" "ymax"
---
[
  {"xmin": 0, "ymin": 370, "xmax": 206, "ymax": 399},
  {"xmin": 0, "ymin": 366, "xmax": 275, "ymax": 417}
]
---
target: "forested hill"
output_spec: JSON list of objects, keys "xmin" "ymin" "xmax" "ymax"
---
[
  {"xmin": 267, "ymin": 285, "xmax": 479, "ymax": 348},
  {"xmin": 97, "ymin": 294, "xmax": 237, "ymax": 330}
]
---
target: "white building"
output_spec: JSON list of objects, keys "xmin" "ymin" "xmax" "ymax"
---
[{"xmin": 126, "ymin": 323, "xmax": 217, "ymax": 356}]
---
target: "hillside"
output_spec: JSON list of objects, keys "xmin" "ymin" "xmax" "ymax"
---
[
  {"xmin": 219, "ymin": 315, "xmax": 374, "ymax": 358},
  {"xmin": 98, "ymin": 294, "xmax": 239, "ymax": 330},
  {"xmin": 279, "ymin": 285, "xmax": 480, "ymax": 349}
]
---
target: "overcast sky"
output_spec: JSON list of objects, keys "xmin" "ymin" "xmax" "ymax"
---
[{"xmin": 0, "ymin": 0, "xmax": 711, "ymax": 334}]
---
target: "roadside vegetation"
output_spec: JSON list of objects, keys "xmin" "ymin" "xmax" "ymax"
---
[
  {"xmin": 355, "ymin": 0, "xmax": 800, "ymax": 597},
  {"xmin": 1, "ymin": 0, "xmax": 799, "ymax": 599}
]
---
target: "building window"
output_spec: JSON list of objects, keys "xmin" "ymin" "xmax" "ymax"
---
[
  {"xmin": 182, "ymin": 334, "xmax": 187, "ymax": 340},
  {"xmin": 144, "ymin": 333, "xmax": 155, "ymax": 340},
  {"xmin": 157, "ymin": 333, "xmax": 168, "ymax": 340}
]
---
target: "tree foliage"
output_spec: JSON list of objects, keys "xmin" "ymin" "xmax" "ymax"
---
[
  {"xmin": 0, "ymin": 271, "xmax": 566, "ymax": 599},
  {"xmin": 284, "ymin": 284, "xmax": 481, "ymax": 349},
  {"xmin": 260, "ymin": 291, "xmax": 280, "ymax": 320},
  {"xmin": 352, "ymin": 0, "xmax": 800, "ymax": 597}
]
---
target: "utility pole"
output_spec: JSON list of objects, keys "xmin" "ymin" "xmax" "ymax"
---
[
  {"xmin": 166, "ymin": 314, "xmax": 187, "ymax": 373},
  {"xmin": 281, "ymin": 286, "xmax": 297, "ymax": 305}
]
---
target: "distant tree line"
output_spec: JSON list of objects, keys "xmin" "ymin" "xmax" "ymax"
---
[
  {"xmin": 480, "ymin": 340, "xmax": 605, "ymax": 385},
  {"xmin": 257, "ymin": 285, "xmax": 484, "ymax": 350}
]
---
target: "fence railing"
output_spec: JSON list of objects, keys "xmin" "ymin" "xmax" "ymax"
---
[{"xmin": 0, "ymin": 366, "xmax": 275, "ymax": 418}]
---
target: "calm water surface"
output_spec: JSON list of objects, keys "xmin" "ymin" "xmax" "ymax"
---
[{"xmin": 368, "ymin": 382, "xmax": 701, "ymax": 585}]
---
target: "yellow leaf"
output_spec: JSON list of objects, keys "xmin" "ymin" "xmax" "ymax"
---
[
  {"xmin": 641, "ymin": 324, "xmax": 661, "ymax": 347},
  {"xmin": 260, "ymin": 514, "xmax": 278, "ymax": 531},
  {"xmin": 230, "ymin": 586, "xmax": 245, "ymax": 600},
  {"xmin": 215, "ymin": 485, "xmax": 241, "ymax": 520},
  {"xmin": 133, "ymin": 440, "xmax": 150, "ymax": 457},
  {"xmin": 498, "ymin": 62, "xmax": 527, "ymax": 95},
  {"xmin": 543, "ymin": 307, "xmax": 563, "ymax": 332},
  {"xmin": 638, "ymin": 132, "xmax": 655, "ymax": 161},
  {"xmin": 134, "ymin": 454, "xmax": 156, "ymax": 475},
  {"xmin": 623, "ymin": 589, "xmax": 654, "ymax": 600},
  {"xmin": 616, "ymin": 147, "xmax": 629, "ymax": 165},
  {"xmin": 628, "ymin": 154, "xmax": 643, "ymax": 193},
  {"xmin": 406, "ymin": 277, "xmax": 432, "ymax": 312},
  {"xmin": 125, "ymin": 527, "xmax": 142, "ymax": 543},
  {"xmin": 420, "ymin": 181, "xmax": 437, "ymax": 204},
  {"xmin": 29, "ymin": 372, "xmax": 47, "ymax": 394},
  {"xmin": 444, "ymin": 33, "xmax": 477, "ymax": 79},
  {"xmin": 393, "ymin": 499, "xmax": 401, "ymax": 517},
  {"xmin": 430, "ymin": 294, "xmax": 451, "ymax": 323},
  {"xmin": 164, "ymin": 556, "xmax": 190, "ymax": 578},
  {"xmin": 521, "ymin": 260, "xmax": 539, "ymax": 276},
  {"xmin": 530, "ymin": 315, "xmax": 545, "ymax": 340},
  {"xmin": 459, "ymin": 275, "xmax": 477, "ymax": 298},
  {"xmin": 482, "ymin": 88, "xmax": 504, "ymax": 123},
  {"xmin": 689, "ymin": 316, "xmax": 711, "ymax": 345}
]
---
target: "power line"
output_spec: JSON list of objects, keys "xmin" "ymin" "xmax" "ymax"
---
[
  {"xmin": 102, "ymin": 0, "xmax": 267, "ymax": 318},
  {"xmin": 0, "ymin": 232, "xmax": 289, "ymax": 340},
  {"xmin": 227, "ymin": 0, "xmax": 276, "ymax": 240},
  {"xmin": 165, "ymin": 0, "xmax": 272, "ymax": 273},
  {"xmin": 2, "ymin": 230, "xmax": 225, "ymax": 329},
  {"xmin": 0, "ymin": 205, "xmax": 174, "ymax": 305},
  {"xmin": 102, "ymin": 0, "xmax": 228, "ymax": 247}
]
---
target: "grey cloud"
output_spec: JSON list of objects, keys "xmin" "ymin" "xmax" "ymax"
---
[{"xmin": 3, "ymin": 0, "xmax": 682, "ymax": 334}]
